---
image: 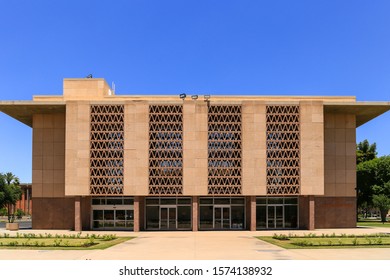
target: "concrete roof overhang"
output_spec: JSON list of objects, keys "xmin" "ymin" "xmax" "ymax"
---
[
  {"xmin": 324, "ymin": 102, "xmax": 390, "ymax": 127},
  {"xmin": 0, "ymin": 100, "xmax": 389, "ymax": 128},
  {"xmin": 0, "ymin": 101, "xmax": 65, "ymax": 127}
]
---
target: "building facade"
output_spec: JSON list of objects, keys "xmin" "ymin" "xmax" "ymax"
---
[{"xmin": 1, "ymin": 78, "xmax": 389, "ymax": 231}]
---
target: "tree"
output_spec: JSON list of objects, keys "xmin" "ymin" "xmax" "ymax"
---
[
  {"xmin": 0, "ymin": 172, "xmax": 22, "ymax": 223},
  {"xmin": 356, "ymin": 156, "xmax": 390, "ymax": 219},
  {"xmin": 372, "ymin": 194, "xmax": 390, "ymax": 223},
  {"xmin": 357, "ymin": 159, "xmax": 377, "ymax": 211},
  {"xmin": 357, "ymin": 155, "xmax": 390, "ymax": 219},
  {"xmin": 356, "ymin": 139, "xmax": 377, "ymax": 164}
]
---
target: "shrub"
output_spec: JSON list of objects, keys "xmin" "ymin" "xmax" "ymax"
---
[
  {"xmin": 272, "ymin": 234, "xmax": 290, "ymax": 240},
  {"xmin": 15, "ymin": 209, "xmax": 25, "ymax": 219},
  {"xmin": 9, "ymin": 241, "xmax": 18, "ymax": 246},
  {"xmin": 0, "ymin": 208, "xmax": 7, "ymax": 216},
  {"xmin": 83, "ymin": 237, "xmax": 95, "ymax": 247},
  {"xmin": 293, "ymin": 240, "xmax": 313, "ymax": 247},
  {"xmin": 102, "ymin": 234, "xmax": 116, "ymax": 241},
  {"xmin": 365, "ymin": 237, "xmax": 372, "ymax": 245}
]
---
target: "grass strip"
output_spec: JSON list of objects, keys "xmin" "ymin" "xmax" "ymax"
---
[
  {"xmin": 257, "ymin": 233, "xmax": 390, "ymax": 249},
  {"xmin": 0, "ymin": 234, "xmax": 134, "ymax": 250}
]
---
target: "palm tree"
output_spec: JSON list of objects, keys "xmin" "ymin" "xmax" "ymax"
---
[{"xmin": 0, "ymin": 172, "xmax": 22, "ymax": 223}]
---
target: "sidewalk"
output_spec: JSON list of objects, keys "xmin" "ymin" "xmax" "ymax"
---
[{"xmin": 1, "ymin": 227, "xmax": 390, "ymax": 260}]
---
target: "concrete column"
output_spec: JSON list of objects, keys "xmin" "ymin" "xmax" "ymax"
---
[
  {"xmin": 309, "ymin": 196, "xmax": 315, "ymax": 230},
  {"xmin": 74, "ymin": 196, "xmax": 82, "ymax": 231},
  {"xmin": 26, "ymin": 188, "xmax": 30, "ymax": 215},
  {"xmin": 192, "ymin": 196, "xmax": 198, "ymax": 231},
  {"xmin": 21, "ymin": 190, "xmax": 26, "ymax": 212},
  {"xmin": 250, "ymin": 196, "xmax": 256, "ymax": 231},
  {"xmin": 134, "ymin": 196, "xmax": 140, "ymax": 232}
]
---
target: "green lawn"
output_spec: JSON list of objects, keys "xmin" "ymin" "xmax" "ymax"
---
[
  {"xmin": 257, "ymin": 233, "xmax": 390, "ymax": 249},
  {"xmin": 0, "ymin": 233, "xmax": 134, "ymax": 250},
  {"xmin": 357, "ymin": 220, "xmax": 390, "ymax": 228}
]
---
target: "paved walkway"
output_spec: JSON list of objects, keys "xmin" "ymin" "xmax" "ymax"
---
[{"xmin": 1, "ymin": 227, "xmax": 390, "ymax": 260}]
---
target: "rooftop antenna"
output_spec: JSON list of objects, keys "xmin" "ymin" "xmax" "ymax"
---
[
  {"xmin": 86, "ymin": 74, "xmax": 93, "ymax": 78},
  {"xmin": 111, "ymin": 82, "xmax": 116, "ymax": 95}
]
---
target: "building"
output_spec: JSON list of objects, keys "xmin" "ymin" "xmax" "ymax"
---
[
  {"xmin": 15, "ymin": 183, "xmax": 33, "ymax": 215},
  {"xmin": 0, "ymin": 78, "xmax": 389, "ymax": 231}
]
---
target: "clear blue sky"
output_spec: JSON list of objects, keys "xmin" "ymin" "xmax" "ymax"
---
[{"xmin": 1, "ymin": 0, "xmax": 390, "ymax": 182}]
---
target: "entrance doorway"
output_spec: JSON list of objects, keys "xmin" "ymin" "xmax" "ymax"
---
[
  {"xmin": 160, "ymin": 206, "xmax": 177, "ymax": 230},
  {"xmin": 267, "ymin": 205, "xmax": 284, "ymax": 228},
  {"xmin": 91, "ymin": 197, "xmax": 134, "ymax": 230},
  {"xmin": 199, "ymin": 197, "xmax": 245, "ymax": 230},
  {"xmin": 214, "ymin": 206, "xmax": 230, "ymax": 229},
  {"xmin": 145, "ymin": 197, "xmax": 192, "ymax": 230},
  {"xmin": 256, "ymin": 197, "xmax": 298, "ymax": 229}
]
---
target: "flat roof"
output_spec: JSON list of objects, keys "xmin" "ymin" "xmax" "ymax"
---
[
  {"xmin": 324, "ymin": 102, "xmax": 390, "ymax": 127},
  {"xmin": 0, "ymin": 101, "xmax": 65, "ymax": 127},
  {"xmin": 0, "ymin": 99, "xmax": 389, "ymax": 128}
]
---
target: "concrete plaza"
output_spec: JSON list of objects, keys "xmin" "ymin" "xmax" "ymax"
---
[{"xmin": 0, "ymin": 227, "xmax": 390, "ymax": 260}]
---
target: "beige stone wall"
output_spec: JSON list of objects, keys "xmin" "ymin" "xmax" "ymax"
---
[
  {"xmin": 65, "ymin": 101, "xmax": 90, "ymax": 196},
  {"xmin": 242, "ymin": 101, "xmax": 266, "ymax": 195},
  {"xmin": 183, "ymin": 101, "xmax": 208, "ymax": 195},
  {"xmin": 124, "ymin": 101, "xmax": 149, "ymax": 195},
  {"xmin": 62, "ymin": 79, "xmax": 112, "ymax": 100},
  {"xmin": 324, "ymin": 113, "xmax": 356, "ymax": 197},
  {"xmin": 32, "ymin": 113, "xmax": 65, "ymax": 197},
  {"xmin": 300, "ymin": 101, "xmax": 325, "ymax": 195}
]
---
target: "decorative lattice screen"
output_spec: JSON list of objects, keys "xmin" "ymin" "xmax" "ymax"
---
[
  {"xmin": 266, "ymin": 105, "xmax": 300, "ymax": 195},
  {"xmin": 208, "ymin": 105, "xmax": 242, "ymax": 195},
  {"xmin": 90, "ymin": 105, "xmax": 124, "ymax": 195},
  {"xmin": 149, "ymin": 105, "xmax": 183, "ymax": 195}
]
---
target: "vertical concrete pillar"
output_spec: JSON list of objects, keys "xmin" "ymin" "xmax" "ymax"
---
[
  {"xmin": 20, "ymin": 190, "xmax": 26, "ymax": 212},
  {"xmin": 309, "ymin": 196, "xmax": 315, "ymax": 230},
  {"xmin": 139, "ymin": 197, "xmax": 145, "ymax": 231},
  {"xmin": 250, "ymin": 196, "xmax": 256, "ymax": 231},
  {"xmin": 26, "ymin": 188, "xmax": 30, "ymax": 215},
  {"xmin": 30, "ymin": 196, "xmax": 33, "ymax": 216},
  {"xmin": 134, "ymin": 196, "xmax": 140, "ymax": 232},
  {"xmin": 74, "ymin": 196, "xmax": 82, "ymax": 231},
  {"xmin": 192, "ymin": 196, "xmax": 198, "ymax": 231}
]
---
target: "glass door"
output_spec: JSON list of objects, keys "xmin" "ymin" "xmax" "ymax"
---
[
  {"xmin": 214, "ymin": 206, "xmax": 230, "ymax": 229},
  {"xmin": 160, "ymin": 206, "xmax": 177, "ymax": 230},
  {"xmin": 92, "ymin": 208, "xmax": 134, "ymax": 230},
  {"xmin": 267, "ymin": 205, "xmax": 284, "ymax": 229}
]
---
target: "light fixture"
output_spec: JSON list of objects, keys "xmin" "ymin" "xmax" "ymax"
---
[
  {"xmin": 191, "ymin": 95, "xmax": 198, "ymax": 100},
  {"xmin": 204, "ymin": 95, "xmax": 210, "ymax": 101},
  {"xmin": 179, "ymin": 93, "xmax": 187, "ymax": 100}
]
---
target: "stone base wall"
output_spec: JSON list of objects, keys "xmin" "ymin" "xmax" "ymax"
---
[
  {"xmin": 32, "ymin": 197, "xmax": 90, "ymax": 230},
  {"xmin": 315, "ymin": 196, "xmax": 356, "ymax": 228}
]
